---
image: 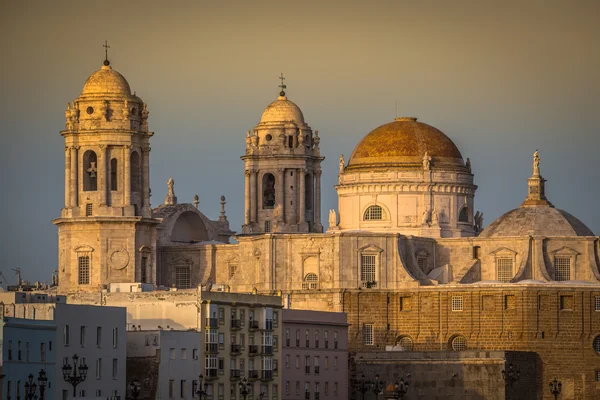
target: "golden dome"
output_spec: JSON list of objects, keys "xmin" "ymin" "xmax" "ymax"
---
[
  {"xmin": 260, "ymin": 93, "xmax": 305, "ymax": 124},
  {"xmin": 347, "ymin": 117, "xmax": 464, "ymax": 170},
  {"xmin": 81, "ymin": 64, "xmax": 131, "ymax": 97}
]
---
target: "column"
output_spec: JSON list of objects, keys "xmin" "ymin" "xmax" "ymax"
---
[
  {"xmin": 250, "ymin": 170, "xmax": 257, "ymax": 223},
  {"xmin": 277, "ymin": 168, "xmax": 285, "ymax": 223},
  {"xmin": 123, "ymin": 145, "xmax": 131, "ymax": 206},
  {"xmin": 70, "ymin": 146, "xmax": 78, "ymax": 207},
  {"xmin": 315, "ymin": 170, "xmax": 322, "ymax": 229},
  {"xmin": 99, "ymin": 145, "xmax": 107, "ymax": 206},
  {"xmin": 65, "ymin": 146, "xmax": 71, "ymax": 207},
  {"xmin": 298, "ymin": 168, "xmax": 306, "ymax": 223},
  {"xmin": 244, "ymin": 170, "xmax": 251, "ymax": 225},
  {"xmin": 142, "ymin": 147, "xmax": 151, "ymax": 210}
]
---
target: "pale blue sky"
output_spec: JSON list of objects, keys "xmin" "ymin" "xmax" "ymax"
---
[{"xmin": 1, "ymin": 0, "xmax": 599, "ymax": 285}]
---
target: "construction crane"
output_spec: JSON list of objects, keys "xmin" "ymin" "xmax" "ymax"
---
[{"xmin": 11, "ymin": 268, "xmax": 22, "ymax": 287}]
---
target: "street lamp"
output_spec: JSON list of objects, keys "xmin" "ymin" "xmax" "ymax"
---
[
  {"xmin": 239, "ymin": 377, "xmax": 251, "ymax": 400},
  {"xmin": 195, "ymin": 374, "xmax": 209, "ymax": 399},
  {"xmin": 24, "ymin": 373, "xmax": 37, "ymax": 400},
  {"xmin": 62, "ymin": 354, "xmax": 88, "ymax": 398},
  {"xmin": 129, "ymin": 378, "xmax": 141, "ymax": 400},
  {"xmin": 549, "ymin": 378, "xmax": 562, "ymax": 400},
  {"xmin": 371, "ymin": 374, "xmax": 384, "ymax": 398},
  {"xmin": 354, "ymin": 374, "xmax": 370, "ymax": 400},
  {"xmin": 389, "ymin": 376, "xmax": 410, "ymax": 400},
  {"xmin": 502, "ymin": 363, "xmax": 520, "ymax": 386},
  {"xmin": 37, "ymin": 369, "xmax": 47, "ymax": 400}
]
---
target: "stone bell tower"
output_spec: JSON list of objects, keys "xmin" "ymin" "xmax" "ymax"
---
[
  {"xmin": 53, "ymin": 51, "xmax": 159, "ymax": 293},
  {"xmin": 241, "ymin": 77, "xmax": 324, "ymax": 234}
]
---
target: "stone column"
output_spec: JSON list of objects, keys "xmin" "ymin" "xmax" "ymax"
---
[
  {"xmin": 277, "ymin": 168, "xmax": 285, "ymax": 223},
  {"xmin": 142, "ymin": 147, "xmax": 151, "ymax": 212},
  {"xmin": 244, "ymin": 170, "xmax": 251, "ymax": 225},
  {"xmin": 314, "ymin": 170, "xmax": 322, "ymax": 231},
  {"xmin": 99, "ymin": 145, "xmax": 107, "ymax": 206},
  {"xmin": 250, "ymin": 170, "xmax": 257, "ymax": 223},
  {"xmin": 70, "ymin": 146, "xmax": 78, "ymax": 207},
  {"xmin": 299, "ymin": 168, "xmax": 306, "ymax": 223},
  {"xmin": 123, "ymin": 145, "xmax": 131, "ymax": 206},
  {"xmin": 65, "ymin": 146, "xmax": 71, "ymax": 207}
]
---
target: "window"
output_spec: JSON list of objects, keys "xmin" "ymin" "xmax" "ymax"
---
[
  {"xmin": 193, "ymin": 348, "xmax": 199, "ymax": 360},
  {"xmin": 560, "ymin": 295, "xmax": 573, "ymax": 311},
  {"xmin": 26, "ymin": 342, "xmax": 29, "ymax": 361},
  {"xmin": 504, "ymin": 295, "xmax": 516, "ymax": 310},
  {"xmin": 295, "ymin": 355, "xmax": 299, "ymax": 369},
  {"xmin": 451, "ymin": 335, "xmax": 467, "ymax": 351},
  {"xmin": 262, "ymin": 173, "xmax": 276, "ymax": 209},
  {"xmin": 229, "ymin": 264, "xmax": 237, "ymax": 279},
  {"xmin": 315, "ymin": 331, "xmax": 319, "ymax": 348},
  {"xmin": 334, "ymin": 382, "xmax": 338, "ymax": 395},
  {"xmin": 17, "ymin": 341, "xmax": 22, "ymax": 360},
  {"xmin": 80, "ymin": 326, "xmax": 86, "ymax": 347},
  {"xmin": 83, "ymin": 150, "xmax": 98, "ymax": 191},
  {"xmin": 285, "ymin": 355, "xmax": 289, "ymax": 368},
  {"xmin": 8, "ymin": 340, "xmax": 12, "ymax": 360},
  {"xmin": 113, "ymin": 327, "xmax": 118, "ymax": 348},
  {"xmin": 302, "ymin": 273, "xmax": 319, "ymax": 289},
  {"xmin": 96, "ymin": 390, "xmax": 102, "ymax": 397},
  {"xmin": 169, "ymin": 380, "xmax": 175, "ymax": 399},
  {"xmin": 96, "ymin": 358, "xmax": 102, "ymax": 379},
  {"xmin": 458, "ymin": 206, "xmax": 469, "ymax": 222},
  {"xmin": 451, "ymin": 296, "xmax": 464, "ymax": 311},
  {"xmin": 473, "ymin": 246, "xmax": 481, "ymax": 259},
  {"xmin": 314, "ymin": 356, "xmax": 320, "ymax": 375},
  {"xmin": 112, "ymin": 358, "xmax": 118, "ymax": 379},
  {"xmin": 181, "ymin": 348, "xmax": 187, "ymax": 359},
  {"xmin": 496, "ymin": 258, "xmax": 513, "ymax": 282},
  {"xmin": 7, "ymin": 381, "xmax": 11, "ymax": 400},
  {"xmin": 296, "ymin": 330, "xmax": 300, "ymax": 347},
  {"xmin": 141, "ymin": 256, "xmax": 148, "ymax": 283},
  {"xmin": 110, "ymin": 158, "xmax": 118, "ymax": 190},
  {"xmin": 130, "ymin": 151, "xmax": 141, "ymax": 192},
  {"xmin": 176, "ymin": 267, "xmax": 191, "ymax": 289},
  {"xmin": 363, "ymin": 324, "xmax": 374, "ymax": 345},
  {"xmin": 399, "ymin": 296, "xmax": 412, "ymax": 311},
  {"xmin": 78, "ymin": 256, "xmax": 90, "ymax": 285},
  {"xmin": 361, "ymin": 254, "xmax": 376, "ymax": 287},
  {"xmin": 555, "ymin": 257, "xmax": 571, "ymax": 281},
  {"xmin": 180, "ymin": 380, "xmax": 186, "ymax": 398},
  {"xmin": 596, "ymin": 370, "xmax": 600, "ymax": 382},
  {"xmin": 40, "ymin": 343, "xmax": 46, "ymax": 362},
  {"xmin": 64, "ymin": 326, "xmax": 70, "ymax": 346},
  {"xmin": 285, "ymin": 329, "xmax": 290, "ymax": 347},
  {"xmin": 324, "ymin": 331, "xmax": 328, "ymax": 348},
  {"xmin": 86, "ymin": 203, "xmax": 93, "ymax": 216},
  {"xmin": 396, "ymin": 336, "xmax": 414, "ymax": 351},
  {"xmin": 416, "ymin": 253, "xmax": 428, "ymax": 271},
  {"xmin": 305, "ymin": 329, "xmax": 310, "ymax": 347},
  {"xmin": 304, "ymin": 356, "xmax": 310, "ymax": 374},
  {"xmin": 324, "ymin": 357, "xmax": 328, "ymax": 369},
  {"xmin": 364, "ymin": 205, "xmax": 383, "ymax": 220},
  {"xmin": 265, "ymin": 220, "xmax": 272, "ymax": 233},
  {"xmin": 219, "ymin": 308, "xmax": 225, "ymax": 323},
  {"xmin": 333, "ymin": 331, "xmax": 338, "ymax": 349},
  {"xmin": 593, "ymin": 336, "xmax": 600, "ymax": 354},
  {"xmin": 305, "ymin": 173, "xmax": 313, "ymax": 211},
  {"xmin": 218, "ymin": 332, "xmax": 225, "ymax": 348},
  {"xmin": 595, "ymin": 296, "xmax": 600, "ymax": 312}
]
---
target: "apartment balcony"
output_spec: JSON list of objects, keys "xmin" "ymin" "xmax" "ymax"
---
[
  {"xmin": 205, "ymin": 343, "xmax": 218, "ymax": 354},
  {"xmin": 260, "ymin": 345, "xmax": 273, "ymax": 355},
  {"xmin": 248, "ymin": 320, "xmax": 259, "ymax": 330},
  {"xmin": 231, "ymin": 319, "xmax": 242, "ymax": 330},
  {"xmin": 231, "ymin": 344, "xmax": 241, "ymax": 355},
  {"xmin": 248, "ymin": 370, "xmax": 259, "ymax": 380},
  {"xmin": 205, "ymin": 368, "xmax": 218, "ymax": 380},
  {"xmin": 260, "ymin": 370, "xmax": 273, "ymax": 381},
  {"xmin": 264, "ymin": 320, "xmax": 273, "ymax": 331},
  {"xmin": 205, "ymin": 318, "xmax": 218, "ymax": 329},
  {"xmin": 248, "ymin": 344, "xmax": 259, "ymax": 355},
  {"xmin": 230, "ymin": 369, "xmax": 241, "ymax": 380}
]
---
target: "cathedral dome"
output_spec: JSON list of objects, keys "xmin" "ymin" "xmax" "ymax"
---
[
  {"xmin": 347, "ymin": 117, "xmax": 465, "ymax": 170},
  {"xmin": 479, "ymin": 206, "xmax": 594, "ymax": 238},
  {"xmin": 259, "ymin": 93, "xmax": 305, "ymax": 124},
  {"xmin": 81, "ymin": 64, "xmax": 132, "ymax": 97}
]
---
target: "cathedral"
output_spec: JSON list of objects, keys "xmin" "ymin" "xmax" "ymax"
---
[{"xmin": 54, "ymin": 59, "xmax": 600, "ymax": 398}]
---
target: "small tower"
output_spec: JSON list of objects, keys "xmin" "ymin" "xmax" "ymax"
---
[
  {"xmin": 53, "ymin": 49, "xmax": 159, "ymax": 293},
  {"xmin": 241, "ymin": 75, "xmax": 324, "ymax": 234}
]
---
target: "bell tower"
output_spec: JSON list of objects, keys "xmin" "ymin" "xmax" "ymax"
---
[
  {"xmin": 54, "ymin": 51, "xmax": 159, "ymax": 293},
  {"xmin": 241, "ymin": 77, "xmax": 324, "ymax": 234}
]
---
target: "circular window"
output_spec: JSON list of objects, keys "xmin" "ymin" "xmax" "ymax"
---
[
  {"xmin": 593, "ymin": 336, "xmax": 600, "ymax": 354},
  {"xmin": 131, "ymin": 107, "xmax": 137, "ymax": 116},
  {"xmin": 397, "ymin": 336, "xmax": 413, "ymax": 351},
  {"xmin": 451, "ymin": 335, "xmax": 467, "ymax": 351},
  {"xmin": 265, "ymin": 134, "xmax": 272, "ymax": 142},
  {"xmin": 86, "ymin": 106, "xmax": 94, "ymax": 115}
]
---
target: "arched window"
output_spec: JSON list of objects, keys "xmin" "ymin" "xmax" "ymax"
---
[
  {"xmin": 288, "ymin": 136, "xmax": 294, "ymax": 148},
  {"xmin": 78, "ymin": 255, "xmax": 90, "ymax": 285},
  {"xmin": 450, "ymin": 335, "xmax": 467, "ymax": 351},
  {"xmin": 364, "ymin": 205, "xmax": 383, "ymax": 221},
  {"xmin": 82, "ymin": 150, "xmax": 97, "ymax": 191},
  {"xmin": 302, "ymin": 273, "xmax": 318, "ymax": 290},
  {"xmin": 262, "ymin": 173, "xmax": 276, "ymax": 209},
  {"xmin": 396, "ymin": 336, "xmax": 414, "ymax": 351},
  {"xmin": 304, "ymin": 174, "xmax": 313, "ymax": 210},
  {"xmin": 110, "ymin": 158, "xmax": 118, "ymax": 191},
  {"xmin": 130, "ymin": 151, "xmax": 141, "ymax": 192},
  {"xmin": 458, "ymin": 206, "xmax": 469, "ymax": 222}
]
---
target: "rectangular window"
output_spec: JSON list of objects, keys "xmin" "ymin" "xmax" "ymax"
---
[
  {"xmin": 193, "ymin": 348, "xmax": 199, "ymax": 360},
  {"xmin": 8, "ymin": 340, "xmax": 12, "ymax": 360},
  {"xmin": 496, "ymin": 258, "xmax": 513, "ymax": 282},
  {"xmin": 360, "ymin": 254, "xmax": 376, "ymax": 287},
  {"xmin": 334, "ymin": 331, "xmax": 338, "ymax": 349},
  {"xmin": 112, "ymin": 327, "xmax": 118, "ymax": 348},
  {"xmin": 96, "ymin": 358, "xmax": 102, "ymax": 379},
  {"xmin": 7, "ymin": 381, "xmax": 11, "ymax": 400},
  {"xmin": 324, "ymin": 331, "xmax": 328, "ymax": 348},
  {"xmin": 86, "ymin": 203, "xmax": 93, "ymax": 216},
  {"xmin": 295, "ymin": 355, "xmax": 299, "ymax": 369},
  {"xmin": 399, "ymin": 296, "xmax": 412, "ymax": 311},
  {"xmin": 180, "ymin": 380, "xmax": 186, "ymax": 398},
  {"xmin": 169, "ymin": 348, "xmax": 175, "ymax": 360},
  {"xmin": 80, "ymin": 326, "xmax": 86, "ymax": 347},
  {"xmin": 305, "ymin": 329, "xmax": 310, "ymax": 347},
  {"xmin": 296, "ymin": 330, "xmax": 300, "ymax": 347},
  {"xmin": 219, "ymin": 308, "xmax": 225, "ymax": 323},
  {"xmin": 452, "ymin": 295, "xmax": 464, "ymax": 311},
  {"xmin": 181, "ymin": 348, "xmax": 187, "ymax": 359},
  {"xmin": 112, "ymin": 358, "xmax": 118, "ymax": 379},
  {"xmin": 229, "ymin": 264, "xmax": 237, "ymax": 278},
  {"xmin": 78, "ymin": 256, "xmax": 90, "ymax": 284},
  {"xmin": 595, "ymin": 296, "xmax": 600, "ymax": 312},
  {"xmin": 596, "ymin": 370, "xmax": 600, "ymax": 382},
  {"xmin": 176, "ymin": 267, "xmax": 191, "ymax": 289},
  {"xmin": 265, "ymin": 220, "xmax": 271, "ymax": 233},
  {"xmin": 314, "ymin": 356, "xmax": 320, "ymax": 375},
  {"xmin": 96, "ymin": 327, "xmax": 102, "ymax": 347},
  {"xmin": 304, "ymin": 355, "xmax": 310, "ymax": 374},
  {"xmin": 363, "ymin": 324, "xmax": 374, "ymax": 345},
  {"xmin": 555, "ymin": 257, "xmax": 571, "ymax": 281},
  {"xmin": 141, "ymin": 256, "xmax": 148, "ymax": 283},
  {"xmin": 64, "ymin": 325, "xmax": 70, "ymax": 345},
  {"xmin": 169, "ymin": 380, "xmax": 175, "ymax": 399},
  {"xmin": 40, "ymin": 342, "xmax": 46, "ymax": 362}
]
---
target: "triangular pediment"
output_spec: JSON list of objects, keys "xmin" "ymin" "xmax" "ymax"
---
[
  {"xmin": 357, "ymin": 244, "xmax": 384, "ymax": 253},
  {"xmin": 490, "ymin": 247, "xmax": 517, "ymax": 256},
  {"xmin": 550, "ymin": 246, "xmax": 579, "ymax": 256}
]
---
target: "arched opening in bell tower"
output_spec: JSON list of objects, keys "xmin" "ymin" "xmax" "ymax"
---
[
  {"xmin": 82, "ymin": 150, "xmax": 98, "ymax": 191},
  {"xmin": 305, "ymin": 173, "xmax": 313, "ymax": 210},
  {"xmin": 130, "ymin": 151, "xmax": 141, "ymax": 192},
  {"xmin": 110, "ymin": 158, "xmax": 118, "ymax": 191},
  {"xmin": 262, "ymin": 173, "xmax": 276, "ymax": 209}
]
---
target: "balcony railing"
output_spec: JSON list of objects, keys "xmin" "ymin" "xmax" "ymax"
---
[
  {"xmin": 261, "ymin": 370, "xmax": 273, "ymax": 381},
  {"xmin": 231, "ymin": 319, "xmax": 242, "ymax": 330},
  {"xmin": 315, "ymin": 393, "xmax": 320, "ymax": 400},
  {"xmin": 249, "ymin": 320, "xmax": 259, "ymax": 330},
  {"xmin": 248, "ymin": 345, "xmax": 258, "ymax": 355},
  {"xmin": 205, "ymin": 318, "xmax": 218, "ymax": 328},
  {"xmin": 205, "ymin": 343, "xmax": 218, "ymax": 353},
  {"xmin": 260, "ymin": 345, "xmax": 273, "ymax": 355},
  {"xmin": 265, "ymin": 320, "xmax": 273, "ymax": 330},
  {"xmin": 248, "ymin": 370, "xmax": 259, "ymax": 380},
  {"xmin": 230, "ymin": 369, "xmax": 241, "ymax": 380},
  {"xmin": 231, "ymin": 344, "xmax": 241, "ymax": 354},
  {"xmin": 314, "ymin": 366, "xmax": 320, "ymax": 375},
  {"xmin": 305, "ymin": 392, "xmax": 310, "ymax": 400},
  {"xmin": 205, "ymin": 368, "xmax": 218, "ymax": 379}
]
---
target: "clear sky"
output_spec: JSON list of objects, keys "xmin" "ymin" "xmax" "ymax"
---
[{"xmin": 1, "ymin": 0, "xmax": 599, "ymax": 285}]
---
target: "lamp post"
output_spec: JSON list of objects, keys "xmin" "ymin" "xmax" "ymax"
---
[
  {"xmin": 195, "ymin": 374, "xmax": 209, "ymax": 399},
  {"xmin": 239, "ymin": 377, "xmax": 251, "ymax": 400},
  {"xmin": 62, "ymin": 354, "xmax": 88, "ymax": 398},
  {"xmin": 24, "ymin": 373, "xmax": 37, "ymax": 400},
  {"xmin": 388, "ymin": 377, "xmax": 409, "ymax": 400},
  {"xmin": 258, "ymin": 391, "xmax": 266, "ymax": 400},
  {"xmin": 502, "ymin": 363, "xmax": 520, "ymax": 386},
  {"xmin": 354, "ymin": 374, "xmax": 370, "ymax": 400},
  {"xmin": 38, "ymin": 369, "xmax": 48, "ymax": 400},
  {"xmin": 371, "ymin": 374, "xmax": 384, "ymax": 398},
  {"xmin": 549, "ymin": 378, "xmax": 562, "ymax": 400},
  {"xmin": 129, "ymin": 378, "xmax": 141, "ymax": 400}
]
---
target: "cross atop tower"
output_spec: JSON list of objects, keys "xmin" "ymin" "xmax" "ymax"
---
[
  {"xmin": 103, "ymin": 40, "xmax": 111, "ymax": 66},
  {"xmin": 278, "ymin": 73, "xmax": 286, "ymax": 96}
]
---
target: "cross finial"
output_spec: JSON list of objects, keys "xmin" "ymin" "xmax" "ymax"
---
[
  {"xmin": 278, "ymin": 73, "xmax": 286, "ymax": 96},
  {"xmin": 103, "ymin": 40, "xmax": 111, "ymax": 66}
]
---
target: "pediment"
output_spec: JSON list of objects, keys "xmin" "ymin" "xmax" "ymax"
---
[
  {"xmin": 357, "ymin": 244, "xmax": 384, "ymax": 253},
  {"xmin": 490, "ymin": 247, "xmax": 517, "ymax": 256},
  {"xmin": 74, "ymin": 245, "xmax": 94, "ymax": 253},
  {"xmin": 550, "ymin": 246, "xmax": 580, "ymax": 256}
]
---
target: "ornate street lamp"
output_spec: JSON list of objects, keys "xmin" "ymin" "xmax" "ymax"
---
[
  {"xmin": 194, "ymin": 374, "xmax": 209, "ymax": 399},
  {"xmin": 129, "ymin": 378, "xmax": 141, "ymax": 400},
  {"xmin": 353, "ymin": 373, "xmax": 370, "ymax": 400},
  {"xmin": 371, "ymin": 374, "xmax": 384, "ymax": 398},
  {"xmin": 24, "ymin": 373, "xmax": 37, "ymax": 400},
  {"xmin": 37, "ymin": 369, "xmax": 48, "ymax": 400},
  {"xmin": 388, "ymin": 376, "xmax": 409, "ymax": 400},
  {"xmin": 239, "ymin": 377, "xmax": 251, "ymax": 400},
  {"xmin": 549, "ymin": 378, "xmax": 562, "ymax": 400},
  {"xmin": 62, "ymin": 354, "xmax": 88, "ymax": 398},
  {"xmin": 502, "ymin": 363, "xmax": 520, "ymax": 386}
]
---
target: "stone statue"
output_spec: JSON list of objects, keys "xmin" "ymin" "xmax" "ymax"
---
[
  {"xmin": 165, "ymin": 177, "xmax": 177, "ymax": 205},
  {"xmin": 431, "ymin": 208, "xmax": 439, "ymax": 225},
  {"xmin": 339, "ymin": 154, "xmax": 345, "ymax": 174},
  {"xmin": 167, "ymin": 177, "xmax": 175, "ymax": 196},
  {"xmin": 193, "ymin": 194, "xmax": 199, "ymax": 209},
  {"xmin": 422, "ymin": 208, "xmax": 430, "ymax": 225},
  {"xmin": 422, "ymin": 152, "xmax": 432, "ymax": 170},
  {"xmin": 466, "ymin": 158, "xmax": 471, "ymax": 173},
  {"xmin": 313, "ymin": 130, "xmax": 320, "ymax": 149},
  {"xmin": 329, "ymin": 209, "xmax": 337, "ymax": 228},
  {"xmin": 141, "ymin": 103, "xmax": 149, "ymax": 120},
  {"xmin": 474, "ymin": 211, "xmax": 484, "ymax": 233},
  {"xmin": 533, "ymin": 150, "xmax": 540, "ymax": 175}
]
